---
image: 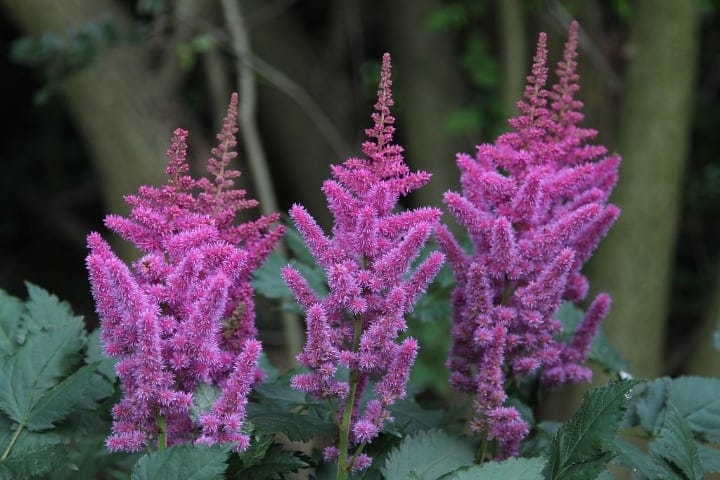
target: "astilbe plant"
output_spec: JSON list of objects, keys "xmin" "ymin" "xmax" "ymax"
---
[
  {"xmin": 86, "ymin": 94, "xmax": 284, "ymax": 452},
  {"xmin": 282, "ymin": 53, "xmax": 445, "ymax": 477},
  {"xmin": 436, "ymin": 21, "xmax": 621, "ymax": 458}
]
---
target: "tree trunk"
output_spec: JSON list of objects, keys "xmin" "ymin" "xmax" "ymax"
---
[
  {"xmin": 588, "ymin": 0, "xmax": 700, "ymax": 377},
  {"xmin": 1, "ymin": 0, "xmax": 207, "ymax": 260},
  {"xmin": 384, "ymin": 0, "xmax": 469, "ymax": 208}
]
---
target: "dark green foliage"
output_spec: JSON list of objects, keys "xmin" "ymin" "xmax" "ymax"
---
[
  {"xmin": 0, "ymin": 284, "xmax": 120, "ymax": 478},
  {"xmin": 440, "ymin": 457, "xmax": 546, "ymax": 480},
  {"xmin": 544, "ymin": 380, "xmax": 639, "ymax": 480},
  {"xmin": 131, "ymin": 444, "xmax": 232, "ymax": 480},
  {"xmin": 10, "ymin": 17, "xmax": 136, "ymax": 104},
  {"xmin": 381, "ymin": 430, "xmax": 474, "ymax": 480},
  {"xmin": 647, "ymin": 403, "xmax": 704, "ymax": 479},
  {"xmin": 619, "ymin": 376, "xmax": 720, "ymax": 478},
  {"xmin": 228, "ymin": 443, "xmax": 308, "ymax": 480}
]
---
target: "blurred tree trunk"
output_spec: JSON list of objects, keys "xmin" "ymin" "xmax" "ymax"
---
[
  {"xmin": 588, "ymin": 0, "xmax": 700, "ymax": 377},
  {"xmin": 384, "ymin": 0, "xmax": 468, "ymax": 208},
  {"xmin": 497, "ymin": 0, "xmax": 526, "ymax": 120},
  {"xmin": 243, "ymin": 0, "xmax": 354, "ymax": 226},
  {"xmin": 0, "ymin": 0, "xmax": 192, "ymax": 226}
]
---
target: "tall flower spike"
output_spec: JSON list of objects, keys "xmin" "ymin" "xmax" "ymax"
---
[
  {"xmin": 284, "ymin": 53, "xmax": 445, "ymax": 476},
  {"xmin": 86, "ymin": 94, "xmax": 283, "ymax": 451},
  {"xmin": 440, "ymin": 21, "xmax": 620, "ymax": 458}
]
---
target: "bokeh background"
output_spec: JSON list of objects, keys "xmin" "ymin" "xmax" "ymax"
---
[{"xmin": 0, "ymin": 0, "xmax": 718, "ymax": 399}]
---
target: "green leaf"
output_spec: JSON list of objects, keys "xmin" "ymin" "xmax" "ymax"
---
[
  {"xmin": 698, "ymin": 443, "xmax": 720, "ymax": 473},
  {"xmin": 258, "ymin": 352, "xmax": 279, "ymax": 382},
  {"xmin": 0, "ymin": 290, "xmax": 23, "ymax": 354},
  {"xmin": 713, "ymin": 327, "xmax": 719, "ymax": 352},
  {"xmin": 616, "ymin": 438, "xmax": 667, "ymax": 480},
  {"xmin": 545, "ymin": 380, "xmax": 639, "ymax": 480},
  {"xmin": 81, "ymin": 329, "xmax": 117, "ymax": 405},
  {"xmin": 381, "ymin": 430, "xmax": 474, "ymax": 480},
  {"xmin": 285, "ymin": 225, "xmax": 316, "ymax": 266},
  {"xmin": 251, "ymin": 253, "xmax": 292, "ymax": 299},
  {"xmin": 0, "ymin": 426, "xmax": 67, "ymax": 478},
  {"xmin": 0, "ymin": 325, "xmax": 85, "ymax": 427},
  {"xmin": 25, "ymin": 364, "xmax": 95, "ymax": 430},
  {"xmin": 252, "ymin": 372, "xmax": 309, "ymax": 410},
  {"xmin": 668, "ymin": 377, "xmax": 720, "ymax": 443},
  {"xmin": 388, "ymin": 399, "xmax": 444, "ymax": 435},
  {"xmin": 649, "ymin": 403, "xmax": 704, "ymax": 480},
  {"xmin": 555, "ymin": 302, "xmax": 628, "ymax": 373},
  {"xmin": 521, "ymin": 421, "xmax": 562, "ymax": 458},
  {"xmin": 292, "ymin": 260, "xmax": 327, "ymax": 297},
  {"xmin": 630, "ymin": 377, "xmax": 670, "ymax": 436},
  {"xmin": 233, "ymin": 444, "xmax": 308, "ymax": 480},
  {"xmin": 440, "ymin": 457, "xmax": 545, "ymax": 480},
  {"xmin": 246, "ymin": 403, "xmax": 335, "ymax": 442},
  {"xmin": 22, "ymin": 282, "xmax": 85, "ymax": 334},
  {"xmin": 131, "ymin": 444, "xmax": 231, "ymax": 480},
  {"xmin": 190, "ymin": 383, "xmax": 221, "ymax": 422},
  {"xmin": 231, "ymin": 433, "xmax": 274, "ymax": 470}
]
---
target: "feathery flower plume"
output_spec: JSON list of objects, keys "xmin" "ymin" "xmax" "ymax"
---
[
  {"xmin": 439, "ymin": 21, "xmax": 620, "ymax": 458},
  {"xmin": 86, "ymin": 94, "xmax": 283, "ymax": 451},
  {"xmin": 282, "ymin": 53, "xmax": 445, "ymax": 476}
]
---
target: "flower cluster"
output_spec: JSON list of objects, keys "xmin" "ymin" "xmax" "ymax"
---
[
  {"xmin": 282, "ymin": 53, "xmax": 445, "ymax": 472},
  {"xmin": 437, "ymin": 22, "xmax": 620, "ymax": 457},
  {"xmin": 86, "ymin": 94, "xmax": 284, "ymax": 451}
]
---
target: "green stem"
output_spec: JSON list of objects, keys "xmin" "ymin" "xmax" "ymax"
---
[
  {"xmin": 0, "ymin": 422, "xmax": 24, "ymax": 461},
  {"xmin": 156, "ymin": 413, "xmax": 167, "ymax": 451},
  {"xmin": 337, "ymin": 316, "xmax": 363, "ymax": 480},
  {"xmin": 476, "ymin": 435, "xmax": 488, "ymax": 465}
]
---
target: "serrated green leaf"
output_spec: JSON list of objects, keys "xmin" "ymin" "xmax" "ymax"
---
[
  {"xmin": 668, "ymin": 377, "xmax": 720, "ymax": 443},
  {"xmin": 234, "ymin": 444, "xmax": 308, "ymax": 480},
  {"xmin": 251, "ymin": 253, "xmax": 292, "ymax": 299},
  {"xmin": 381, "ymin": 430, "xmax": 474, "ymax": 480},
  {"xmin": 555, "ymin": 302, "xmax": 628, "ymax": 372},
  {"xmin": 388, "ymin": 399, "xmax": 444, "ymax": 435},
  {"xmin": 441, "ymin": 456, "xmax": 545, "ymax": 480},
  {"xmin": 0, "ymin": 290, "xmax": 23, "ymax": 354},
  {"xmin": 252, "ymin": 373, "xmax": 308, "ymax": 410},
  {"xmin": 0, "ymin": 326, "xmax": 85, "ymax": 426},
  {"xmin": 85, "ymin": 328, "xmax": 117, "ymax": 382},
  {"xmin": 698, "ymin": 443, "xmax": 720, "ymax": 473},
  {"xmin": 545, "ymin": 380, "xmax": 639, "ymax": 480},
  {"xmin": 22, "ymin": 282, "xmax": 85, "ymax": 334},
  {"xmin": 232, "ymin": 433, "xmax": 274, "ymax": 469},
  {"xmin": 649, "ymin": 402, "xmax": 704, "ymax": 480},
  {"xmin": 81, "ymin": 329, "xmax": 117, "ymax": 405},
  {"xmin": 0, "ymin": 427, "xmax": 67, "ymax": 478},
  {"xmin": 616, "ymin": 438, "xmax": 667, "ymax": 480},
  {"xmin": 25, "ymin": 363, "xmax": 95, "ymax": 430},
  {"xmin": 246, "ymin": 404, "xmax": 335, "ymax": 442},
  {"xmin": 131, "ymin": 444, "xmax": 231, "ymax": 480},
  {"xmin": 190, "ymin": 383, "xmax": 221, "ymax": 422},
  {"xmin": 631, "ymin": 377, "xmax": 670, "ymax": 436},
  {"xmin": 521, "ymin": 421, "xmax": 562, "ymax": 458}
]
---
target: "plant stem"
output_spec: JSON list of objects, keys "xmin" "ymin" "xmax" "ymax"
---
[
  {"xmin": 337, "ymin": 316, "xmax": 363, "ymax": 480},
  {"xmin": 0, "ymin": 422, "xmax": 23, "ymax": 461},
  {"xmin": 157, "ymin": 413, "xmax": 167, "ymax": 451},
  {"xmin": 476, "ymin": 435, "xmax": 488, "ymax": 465}
]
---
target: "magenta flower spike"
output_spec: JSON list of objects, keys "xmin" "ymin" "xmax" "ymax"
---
[
  {"xmin": 439, "ymin": 21, "xmax": 620, "ymax": 458},
  {"xmin": 283, "ymin": 53, "xmax": 445, "ymax": 476},
  {"xmin": 86, "ymin": 94, "xmax": 284, "ymax": 452}
]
